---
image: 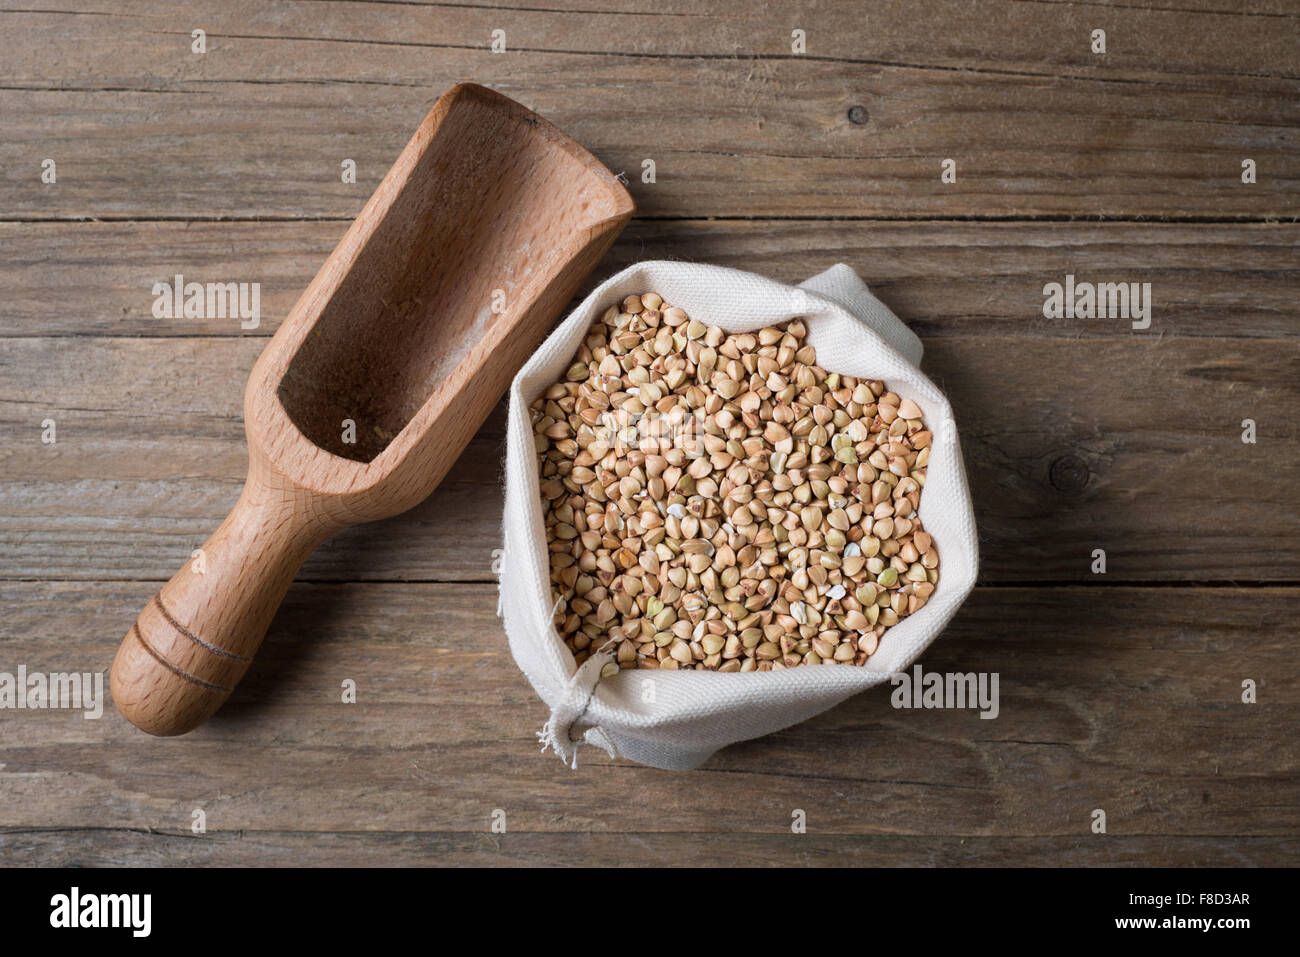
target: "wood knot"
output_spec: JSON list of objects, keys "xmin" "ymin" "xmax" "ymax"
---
[
  {"xmin": 847, "ymin": 105, "xmax": 869, "ymax": 125},
  {"xmin": 1048, "ymin": 454, "xmax": 1090, "ymax": 494}
]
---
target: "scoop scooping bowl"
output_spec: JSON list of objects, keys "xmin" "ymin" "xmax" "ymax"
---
[{"xmin": 110, "ymin": 83, "xmax": 634, "ymax": 736}]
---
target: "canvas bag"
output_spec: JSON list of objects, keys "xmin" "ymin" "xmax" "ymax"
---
[{"xmin": 500, "ymin": 261, "xmax": 978, "ymax": 770}]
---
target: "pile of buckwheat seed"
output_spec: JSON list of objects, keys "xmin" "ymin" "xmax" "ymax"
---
[{"xmin": 531, "ymin": 293, "xmax": 939, "ymax": 675}]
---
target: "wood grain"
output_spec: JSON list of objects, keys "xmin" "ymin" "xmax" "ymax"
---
[
  {"xmin": 1, "ymin": 0, "xmax": 1295, "ymax": 867},
  {"xmin": 9, "ymin": 0, "xmax": 1297, "ymax": 78},
  {"xmin": 3, "ymin": 220, "xmax": 1298, "ymax": 339},
  {"xmin": 3, "ymin": 830, "xmax": 1292, "ymax": 868},
  {"xmin": 2, "ymin": 335, "xmax": 1295, "ymax": 583},
  {"xmin": 0, "ymin": 2, "xmax": 1295, "ymax": 219},
  {"xmin": 1, "ymin": 582, "xmax": 1294, "ymax": 859}
]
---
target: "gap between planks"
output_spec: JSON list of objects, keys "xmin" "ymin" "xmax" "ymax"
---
[
  {"xmin": 1, "ymin": 214, "xmax": 1296, "ymax": 224},
  {"xmin": 3, "ymin": 578, "xmax": 1299, "ymax": 588}
]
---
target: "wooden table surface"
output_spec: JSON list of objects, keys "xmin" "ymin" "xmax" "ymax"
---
[{"xmin": 2, "ymin": 0, "xmax": 1297, "ymax": 867}]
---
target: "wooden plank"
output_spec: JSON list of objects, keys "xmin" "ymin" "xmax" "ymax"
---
[
  {"xmin": 2, "ymin": 829, "xmax": 1292, "ymax": 868},
  {"xmin": 0, "ymin": 3, "xmax": 1295, "ymax": 219},
  {"xmin": 2, "ymin": 336, "xmax": 1296, "ymax": 582},
  {"xmin": 4, "ymin": 219, "xmax": 1298, "ymax": 339},
  {"xmin": 8, "ymin": 0, "xmax": 1297, "ymax": 75},
  {"xmin": 1, "ymin": 582, "xmax": 1295, "ymax": 843}
]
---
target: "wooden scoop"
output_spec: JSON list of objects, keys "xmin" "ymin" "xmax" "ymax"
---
[{"xmin": 111, "ymin": 83, "xmax": 634, "ymax": 736}]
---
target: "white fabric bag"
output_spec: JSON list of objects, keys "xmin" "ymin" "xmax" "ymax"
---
[{"xmin": 500, "ymin": 262, "xmax": 978, "ymax": 770}]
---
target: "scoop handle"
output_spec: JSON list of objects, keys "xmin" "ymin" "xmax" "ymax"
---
[{"xmin": 111, "ymin": 480, "xmax": 333, "ymax": 735}]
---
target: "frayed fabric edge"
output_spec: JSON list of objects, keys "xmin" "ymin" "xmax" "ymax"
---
[
  {"xmin": 497, "ymin": 574, "xmax": 615, "ymax": 769},
  {"xmin": 536, "ymin": 638, "xmax": 618, "ymax": 769}
]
